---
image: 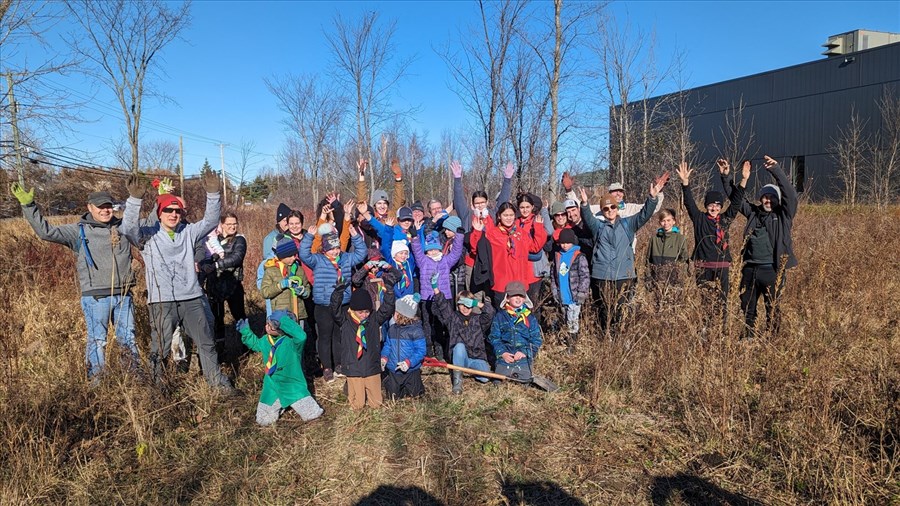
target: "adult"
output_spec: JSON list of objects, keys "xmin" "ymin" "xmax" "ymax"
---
[
  {"xmin": 578, "ymin": 173, "xmax": 667, "ymax": 335},
  {"xmin": 361, "ymin": 203, "xmax": 418, "ymax": 275},
  {"xmin": 564, "ymin": 198, "xmax": 595, "ymax": 260},
  {"xmin": 470, "ymin": 202, "xmax": 547, "ymax": 308},
  {"xmin": 356, "ymin": 158, "xmax": 405, "ymax": 224},
  {"xmin": 515, "ymin": 192, "xmax": 550, "ymax": 308},
  {"xmin": 731, "ymin": 155, "xmax": 798, "ymax": 338},
  {"xmin": 200, "ymin": 212, "xmax": 248, "ymax": 352},
  {"xmin": 451, "ymin": 160, "xmax": 514, "ymax": 289},
  {"xmin": 120, "ymin": 170, "xmax": 235, "ymax": 391},
  {"xmin": 11, "ymin": 184, "xmax": 139, "ymax": 380}
]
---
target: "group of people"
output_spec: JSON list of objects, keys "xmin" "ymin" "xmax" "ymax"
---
[{"xmin": 9, "ymin": 153, "xmax": 797, "ymax": 427}]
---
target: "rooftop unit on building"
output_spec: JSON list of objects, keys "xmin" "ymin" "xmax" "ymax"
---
[{"xmin": 822, "ymin": 29, "xmax": 900, "ymax": 57}]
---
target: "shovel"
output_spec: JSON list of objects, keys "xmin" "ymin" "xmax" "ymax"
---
[{"xmin": 422, "ymin": 357, "xmax": 559, "ymax": 392}]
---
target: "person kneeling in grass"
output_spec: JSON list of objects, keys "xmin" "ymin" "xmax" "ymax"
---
[
  {"xmin": 237, "ymin": 310, "xmax": 323, "ymax": 426},
  {"xmin": 489, "ymin": 281, "xmax": 542, "ymax": 381},
  {"xmin": 381, "ymin": 294, "xmax": 427, "ymax": 400},
  {"xmin": 432, "ymin": 285, "xmax": 495, "ymax": 394}
]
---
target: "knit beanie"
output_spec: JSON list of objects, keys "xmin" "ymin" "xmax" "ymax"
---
[
  {"xmin": 423, "ymin": 232, "xmax": 441, "ymax": 252},
  {"xmin": 372, "ymin": 189, "xmax": 389, "ymax": 204},
  {"xmin": 391, "ymin": 240, "xmax": 409, "ymax": 258},
  {"xmin": 758, "ymin": 184, "xmax": 782, "ymax": 205},
  {"xmin": 157, "ymin": 194, "xmax": 184, "ymax": 217},
  {"xmin": 395, "ymin": 294, "xmax": 420, "ymax": 318},
  {"xmin": 276, "ymin": 203, "xmax": 291, "ymax": 224},
  {"xmin": 442, "ymin": 215, "xmax": 462, "ymax": 233},
  {"xmin": 274, "ymin": 236, "xmax": 298, "ymax": 259},
  {"xmin": 266, "ymin": 309, "xmax": 297, "ymax": 335},
  {"xmin": 411, "ymin": 201, "xmax": 425, "ymax": 213},
  {"xmin": 322, "ymin": 233, "xmax": 341, "ymax": 251},
  {"xmin": 704, "ymin": 191, "xmax": 725, "ymax": 207},
  {"xmin": 349, "ymin": 289, "xmax": 373, "ymax": 311},
  {"xmin": 557, "ymin": 228, "xmax": 577, "ymax": 245},
  {"xmin": 318, "ymin": 223, "xmax": 334, "ymax": 236}
]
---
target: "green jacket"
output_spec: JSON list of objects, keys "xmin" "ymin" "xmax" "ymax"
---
[
  {"xmin": 260, "ymin": 258, "xmax": 310, "ymax": 319},
  {"xmin": 240, "ymin": 315, "xmax": 311, "ymax": 406},
  {"xmin": 648, "ymin": 229, "xmax": 689, "ymax": 266}
]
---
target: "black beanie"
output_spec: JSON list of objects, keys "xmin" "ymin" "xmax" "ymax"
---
[
  {"xmin": 704, "ymin": 191, "xmax": 724, "ymax": 207},
  {"xmin": 349, "ymin": 289, "xmax": 374, "ymax": 311},
  {"xmin": 276, "ymin": 203, "xmax": 291, "ymax": 223},
  {"xmin": 557, "ymin": 227, "xmax": 577, "ymax": 244}
]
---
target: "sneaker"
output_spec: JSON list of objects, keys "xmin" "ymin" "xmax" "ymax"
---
[
  {"xmin": 323, "ymin": 368, "xmax": 335, "ymax": 383},
  {"xmin": 333, "ymin": 365, "xmax": 346, "ymax": 378}
]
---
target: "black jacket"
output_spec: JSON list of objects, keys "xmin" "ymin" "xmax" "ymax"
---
[
  {"xmin": 682, "ymin": 175, "xmax": 744, "ymax": 264},
  {"xmin": 332, "ymin": 274, "xmax": 397, "ymax": 378},
  {"xmin": 730, "ymin": 164, "xmax": 799, "ymax": 271},
  {"xmin": 432, "ymin": 290, "xmax": 495, "ymax": 361}
]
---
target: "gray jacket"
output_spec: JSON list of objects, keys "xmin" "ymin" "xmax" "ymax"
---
[
  {"xmin": 581, "ymin": 195, "xmax": 658, "ymax": 281},
  {"xmin": 120, "ymin": 193, "xmax": 220, "ymax": 303},
  {"xmin": 22, "ymin": 204, "xmax": 134, "ymax": 297}
]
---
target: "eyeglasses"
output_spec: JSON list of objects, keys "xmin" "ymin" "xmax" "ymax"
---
[
  {"xmin": 223, "ymin": 222, "xmax": 238, "ymax": 227},
  {"xmin": 472, "ymin": 200, "xmax": 488, "ymax": 206},
  {"xmin": 601, "ymin": 205, "xmax": 617, "ymax": 212},
  {"xmin": 161, "ymin": 207, "xmax": 183, "ymax": 215}
]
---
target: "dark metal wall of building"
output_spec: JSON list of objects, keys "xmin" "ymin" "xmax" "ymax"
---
[{"xmin": 651, "ymin": 42, "xmax": 900, "ymax": 200}]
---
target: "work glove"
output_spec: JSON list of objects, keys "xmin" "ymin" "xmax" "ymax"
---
[
  {"xmin": 10, "ymin": 182, "xmax": 34, "ymax": 206},
  {"xmin": 380, "ymin": 357, "xmax": 387, "ymax": 371},
  {"xmin": 126, "ymin": 174, "xmax": 145, "ymax": 199},
  {"xmin": 292, "ymin": 284, "xmax": 310, "ymax": 299},
  {"xmin": 235, "ymin": 319, "xmax": 249, "ymax": 333},
  {"xmin": 280, "ymin": 278, "xmax": 292, "ymax": 289},
  {"xmin": 153, "ymin": 177, "xmax": 175, "ymax": 195},
  {"xmin": 201, "ymin": 168, "xmax": 220, "ymax": 194},
  {"xmin": 430, "ymin": 272, "xmax": 440, "ymax": 290},
  {"xmin": 396, "ymin": 360, "xmax": 410, "ymax": 373},
  {"xmin": 377, "ymin": 260, "xmax": 392, "ymax": 270},
  {"xmin": 363, "ymin": 260, "xmax": 379, "ymax": 272}
]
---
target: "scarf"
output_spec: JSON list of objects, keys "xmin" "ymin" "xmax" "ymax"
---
[
  {"xmin": 505, "ymin": 304, "xmax": 532, "ymax": 328},
  {"xmin": 707, "ymin": 215, "xmax": 727, "ymax": 251},
  {"xmin": 350, "ymin": 311, "xmax": 368, "ymax": 359},
  {"xmin": 397, "ymin": 261, "xmax": 412, "ymax": 290},
  {"xmin": 498, "ymin": 223, "xmax": 517, "ymax": 255},
  {"xmin": 326, "ymin": 253, "xmax": 344, "ymax": 283},
  {"xmin": 367, "ymin": 270, "xmax": 386, "ymax": 302},
  {"xmin": 265, "ymin": 334, "xmax": 286, "ymax": 376}
]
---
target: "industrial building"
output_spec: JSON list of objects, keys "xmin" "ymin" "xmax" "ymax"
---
[{"xmin": 640, "ymin": 29, "xmax": 900, "ymax": 200}]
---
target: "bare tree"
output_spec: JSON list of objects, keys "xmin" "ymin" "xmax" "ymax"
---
[
  {"xmin": 713, "ymin": 97, "xmax": 758, "ymax": 184},
  {"xmin": 325, "ymin": 11, "xmax": 413, "ymax": 200},
  {"xmin": 266, "ymin": 73, "xmax": 344, "ymax": 204},
  {"xmin": 831, "ymin": 107, "xmax": 868, "ymax": 206},
  {"xmin": 500, "ymin": 38, "xmax": 549, "ymax": 190},
  {"xmin": 865, "ymin": 87, "xmax": 900, "ymax": 207},
  {"xmin": 231, "ymin": 139, "xmax": 260, "ymax": 207},
  {"xmin": 65, "ymin": 0, "xmax": 191, "ymax": 173}
]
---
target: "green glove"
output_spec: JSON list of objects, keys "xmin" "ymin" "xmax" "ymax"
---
[
  {"xmin": 430, "ymin": 272, "xmax": 440, "ymax": 290},
  {"xmin": 10, "ymin": 183, "xmax": 34, "ymax": 206}
]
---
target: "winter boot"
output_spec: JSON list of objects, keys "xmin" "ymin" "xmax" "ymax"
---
[{"xmin": 451, "ymin": 371, "xmax": 463, "ymax": 395}]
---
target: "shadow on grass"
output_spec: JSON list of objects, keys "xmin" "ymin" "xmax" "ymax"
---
[
  {"xmin": 649, "ymin": 473, "xmax": 763, "ymax": 505},
  {"xmin": 500, "ymin": 480, "xmax": 586, "ymax": 506},
  {"xmin": 353, "ymin": 485, "xmax": 444, "ymax": 505}
]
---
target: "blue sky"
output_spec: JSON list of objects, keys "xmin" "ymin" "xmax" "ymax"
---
[{"xmin": 7, "ymin": 0, "xmax": 900, "ymax": 180}]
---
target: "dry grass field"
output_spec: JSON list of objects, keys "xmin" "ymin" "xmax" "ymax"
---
[{"xmin": 0, "ymin": 204, "xmax": 898, "ymax": 504}]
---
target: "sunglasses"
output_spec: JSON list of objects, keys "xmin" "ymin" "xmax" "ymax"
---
[
  {"xmin": 161, "ymin": 207, "xmax": 183, "ymax": 215},
  {"xmin": 601, "ymin": 205, "xmax": 617, "ymax": 212},
  {"xmin": 553, "ymin": 213, "xmax": 566, "ymax": 218}
]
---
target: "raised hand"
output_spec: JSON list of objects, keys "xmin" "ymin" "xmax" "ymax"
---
[
  {"xmin": 561, "ymin": 171, "xmax": 574, "ymax": 192},
  {"xmin": 471, "ymin": 215, "xmax": 484, "ymax": 231},
  {"xmin": 384, "ymin": 216, "xmax": 395, "ymax": 227},
  {"xmin": 10, "ymin": 182, "xmax": 34, "ymax": 205},
  {"xmin": 320, "ymin": 205, "xmax": 332, "ymax": 221},
  {"xmin": 308, "ymin": 225, "xmax": 318, "ymax": 235},
  {"xmin": 716, "ymin": 159, "xmax": 730, "ymax": 176},
  {"xmin": 650, "ymin": 172, "xmax": 669, "ymax": 198},
  {"xmin": 763, "ymin": 155, "xmax": 778, "ymax": 171},
  {"xmin": 343, "ymin": 199, "xmax": 356, "ymax": 216},
  {"xmin": 535, "ymin": 213, "xmax": 543, "ymax": 224},
  {"xmin": 348, "ymin": 224, "xmax": 359, "ymax": 237},
  {"xmin": 201, "ymin": 168, "xmax": 220, "ymax": 194},
  {"xmin": 356, "ymin": 201, "xmax": 369, "ymax": 216},
  {"xmin": 126, "ymin": 174, "xmax": 146, "ymax": 199},
  {"xmin": 357, "ymin": 159, "xmax": 367, "ymax": 178},
  {"xmin": 741, "ymin": 160, "xmax": 752, "ymax": 181},
  {"xmin": 503, "ymin": 162, "xmax": 515, "ymax": 179},
  {"xmin": 391, "ymin": 159, "xmax": 402, "ymax": 180},
  {"xmin": 325, "ymin": 192, "xmax": 337, "ymax": 205},
  {"xmin": 445, "ymin": 202, "xmax": 454, "ymax": 214},
  {"xmin": 450, "ymin": 160, "xmax": 463, "ymax": 178},
  {"xmin": 676, "ymin": 162, "xmax": 693, "ymax": 185},
  {"xmin": 579, "ymin": 187, "xmax": 588, "ymax": 204}
]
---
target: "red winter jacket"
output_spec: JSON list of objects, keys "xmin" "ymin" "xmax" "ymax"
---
[{"xmin": 469, "ymin": 217, "xmax": 547, "ymax": 291}]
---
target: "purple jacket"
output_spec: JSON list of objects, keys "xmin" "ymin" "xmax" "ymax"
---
[{"xmin": 410, "ymin": 232, "xmax": 464, "ymax": 300}]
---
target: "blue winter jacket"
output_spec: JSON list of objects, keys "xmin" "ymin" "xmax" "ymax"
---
[
  {"xmin": 299, "ymin": 232, "xmax": 366, "ymax": 305},
  {"xmin": 381, "ymin": 321, "xmax": 427, "ymax": 372},
  {"xmin": 489, "ymin": 308, "xmax": 542, "ymax": 362},
  {"xmin": 581, "ymin": 194, "xmax": 658, "ymax": 281},
  {"xmin": 367, "ymin": 218, "xmax": 417, "ymax": 274}
]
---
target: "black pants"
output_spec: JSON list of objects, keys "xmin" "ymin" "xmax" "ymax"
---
[
  {"xmin": 422, "ymin": 300, "xmax": 448, "ymax": 359},
  {"xmin": 382, "ymin": 369, "xmax": 425, "ymax": 399},
  {"xmin": 314, "ymin": 303, "xmax": 343, "ymax": 371},
  {"xmin": 696, "ymin": 267, "xmax": 729, "ymax": 303},
  {"xmin": 527, "ymin": 279, "xmax": 543, "ymax": 321},
  {"xmin": 739, "ymin": 264, "xmax": 785, "ymax": 336},
  {"xmin": 211, "ymin": 284, "xmax": 246, "ymax": 345},
  {"xmin": 590, "ymin": 278, "xmax": 635, "ymax": 335}
]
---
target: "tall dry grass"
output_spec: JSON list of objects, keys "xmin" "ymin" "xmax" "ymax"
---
[{"xmin": 0, "ymin": 204, "xmax": 897, "ymax": 504}]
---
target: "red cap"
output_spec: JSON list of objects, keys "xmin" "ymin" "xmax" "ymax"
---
[{"xmin": 157, "ymin": 194, "xmax": 184, "ymax": 217}]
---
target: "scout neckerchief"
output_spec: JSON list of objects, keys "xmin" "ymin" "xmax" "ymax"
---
[
  {"xmin": 367, "ymin": 270, "xmax": 386, "ymax": 302},
  {"xmin": 397, "ymin": 260, "xmax": 411, "ymax": 290},
  {"xmin": 497, "ymin": 223, "xmax": 517, "ymax": 255},
  {"xmin": 707, "ymin": 214, "xmax": 727, "ymax": 251},
  {"xmin": 265, "ymin": 334, "xmax": 286, "ymax": 376},
  {"xmin": 350, "ymin": 310, "xmax": 368, "ymax": 359},
  {"xmin": 326, "ymin": 253, "xmax": 343, "ymax": 283},
  {"xmin": 505, "ymin": 303, "xmax": 531, "ymax": 328}
]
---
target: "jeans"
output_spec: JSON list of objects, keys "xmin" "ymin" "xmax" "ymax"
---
[
  {"xmin": 451, "ymin": 343, "xmax": 491, "ymax": 382},
  {"xmin": 80, "ymin": 294, "xmax": 139, "ymax": 378}
]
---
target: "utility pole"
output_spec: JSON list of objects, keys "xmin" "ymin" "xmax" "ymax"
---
[
  {"xmin": 219, "ymin": 143, "xmax": 227, "ymax": 203},
  {"xmin": 179, "ymin": 136, "xmax": 184, "ymax": 197},
  {"xmin": 5, "ymin": 73, "xmax": 25, "ymax": 186}
]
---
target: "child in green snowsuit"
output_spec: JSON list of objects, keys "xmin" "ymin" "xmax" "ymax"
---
[{"xmin": 238, "ymin": 310, "xmax": 323, "ymax": 426}]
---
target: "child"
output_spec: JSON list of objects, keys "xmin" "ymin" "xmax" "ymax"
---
[
  {"xmin": 432, "ymin": 287, "xmax": 495, "ymax": 394},
  {"xmin": 647, "ymin": 208, "xmax": 690, "ymax": 292},
  {"xmin": 332, "ymin": 274, "xmax": 397, "ymax": 409},
  {"xmin": 489, "ymin": 281, "xmax": 542, "ymax": 381},
  {"xmin": 380, "ymin": 294, "xmax": 427, "ymax": 400},
  {"xmin": 550, "ymin": 228, "xmax": 590, "ymax": 352},
  {"xmin": 260, "ymin": 236, "xmax": 311, "ymax": 320},
  {"xmin": 237, "ymin": 310, "xmax": 323, "ymax": 426},
  {"xmin": 410, "ymin": 230, "xmax": 465, "ymax": 360},
  {"xmin": 388, "ymin": 240, "xmax": 417, "ymax": 299}
]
